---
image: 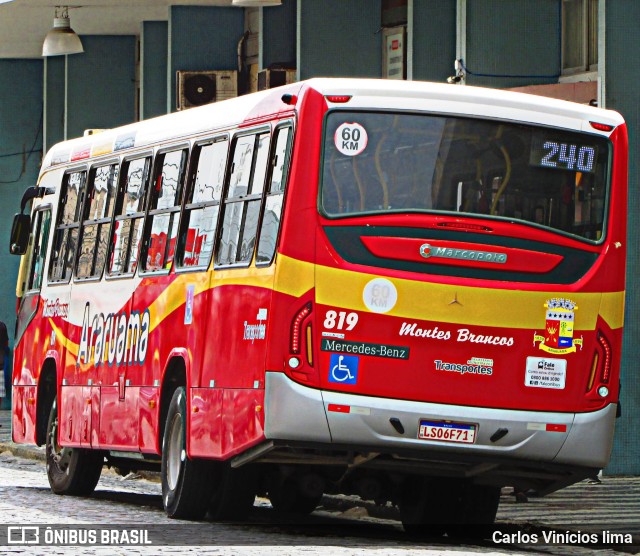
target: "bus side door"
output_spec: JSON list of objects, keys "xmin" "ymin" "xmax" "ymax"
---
[{"xmin": 13, "ymin": 207, "xmax": 51, "ymax": 444}]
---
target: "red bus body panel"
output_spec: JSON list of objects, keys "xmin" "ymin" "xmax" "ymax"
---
[{"xmin": 10, "ymin": 81, "xmax": 626, "ymax": 489}]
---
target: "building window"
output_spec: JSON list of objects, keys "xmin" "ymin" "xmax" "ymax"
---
[
  {"xmin": 562, "ymin": 0, "xmax": 598, "ymax": 75},
  {"xmin": 381, "ymin": 0, "xmax": 407, "ymax": 80},
  {"xmin": 381, "ymin": 0, "xmax": 407, "ymax": 28}
]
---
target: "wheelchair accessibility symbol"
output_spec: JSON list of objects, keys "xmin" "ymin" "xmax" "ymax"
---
[{"xmin": 329, "ymin": 354, "xmax": 359, "ymax": 384}]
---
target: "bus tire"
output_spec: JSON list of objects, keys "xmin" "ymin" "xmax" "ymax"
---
[
  {"xmin": 268, "ymin": 477, "xmax": 323, "ymax": 515},
  {"xmin": 399, "ymin": 478, "xmax": 454, "ymax": 538},
  {"xmin": 445, "ymin": 484, "xmax": 501, "ymax": 539},
  {"xmin": 45, "ymin": 397, "xmax": 103, "ymax": 496},
  {"xmin": 161, "ymin": 386, "xmax": 214, "ymax": 520},
  {"xmin": 208, "ymin": 462, "xmax": 258, "ymax": 521}
]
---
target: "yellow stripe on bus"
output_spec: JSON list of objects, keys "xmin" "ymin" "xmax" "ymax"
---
[
  {"xmin": 599, "ymin": 291, "xmax": 625, "ymax": 330},
  {"xmin": 49, "ymin": 318, "xmax": 79, "ymax": 356},
  {"xmin": 274, "ymin": 255, "xmax": 315, "ymax": 297},
  {"xmin": 146, "ymin": 273, "xmax": 210, "ymax": 333},
  {"xmin": 312, "ymin": 264, "xmax": 624, "ymax": 331},
  {"xmin": 45, "ymin": 256, "xmax": 624, "ymax": 361},
  {"xmin": 147, "ymin": 266, "xmax": 278, "ymax": 332}
]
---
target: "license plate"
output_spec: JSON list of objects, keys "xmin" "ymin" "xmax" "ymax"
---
[{"xmin": 418, "ymin": 420, "xmax": 477, "ymax": 444}]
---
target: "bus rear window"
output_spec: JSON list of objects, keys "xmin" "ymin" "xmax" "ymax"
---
[{"xmin": 320, "ymin": 111, "xmax": 611, "ymax": 242}]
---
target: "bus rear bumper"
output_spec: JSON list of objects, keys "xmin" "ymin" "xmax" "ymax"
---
[{"xmin": 264, "ymin": 372, "xmax": 616, "ymax": 472}]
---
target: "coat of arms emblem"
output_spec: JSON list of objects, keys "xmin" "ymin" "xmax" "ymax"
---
[{"xmin": 533, "ymin": 298, "xmax": 583, "ymax": 354}]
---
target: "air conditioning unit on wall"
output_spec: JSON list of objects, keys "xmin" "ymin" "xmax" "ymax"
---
[
  {"xmin": 257, "ymin": 68, "xmax": 297, "ymax": 91},
  {"xmin": 176, "ymin": 70, "xmax": 238, "ymax": 110}
]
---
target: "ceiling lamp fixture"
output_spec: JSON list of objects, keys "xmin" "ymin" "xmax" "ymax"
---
[
  {"xmin": 42, "ymin": 6, "xmax": 84, "ymax": 57},
  {"xmin": 232, "ymin": 0, "xmax": 282, "ymax": 7}
]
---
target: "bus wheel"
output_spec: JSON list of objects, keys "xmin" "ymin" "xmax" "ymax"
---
[
  {"xmin": 268, "ymin": 475, "xmax": 323, "ymax": 515},
  {"xmin": 399, "ymin": 478, "xmax": 454, "ymax": 537},
  {"xmin": 208, "ymin": 462, "xmax": 258, "ymax": 521},
  {"xmin": 161, "ymin": 387, "xmax": 215, "ymax": 520},
  {"xmin": 45, "ymin": 397, "xmax": 103, "ymax": 496},
  {"xmin": 445, "ymin": 484, "xmax": 501, "ymax": 539}
]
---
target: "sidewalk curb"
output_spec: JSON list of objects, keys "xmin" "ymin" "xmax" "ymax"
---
[
  {"xmin": 0, "ymin": 440, "xmax": 163, "ymax": 483},
  {"xmin": 0, "ymin": 441, "xmax": 46, "ymax": 462}
]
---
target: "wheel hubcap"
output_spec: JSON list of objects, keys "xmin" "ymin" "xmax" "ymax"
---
[
  {"xmin": 167, "ymin": 413, "xmax": 184, "ymax": 490},
  {"xmin": 47, "ymin": 411, "xmax": 73, "ymax": 473}
]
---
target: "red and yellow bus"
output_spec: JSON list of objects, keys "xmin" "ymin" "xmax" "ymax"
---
[{"xmin": 9, "ymin": 78, "xmax": 627, "ymax": 533}]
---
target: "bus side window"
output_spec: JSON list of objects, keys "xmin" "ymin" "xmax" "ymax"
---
[
  {"xmin": 142, "ymin": 148, "xmax": 188, "ymax": 273},
  {"xmin": 108, "ymin": 157, "xmax": 151, "ymax": 276},
  {"xmin": 49, "ymin": 170, "xmax": 86, "ymax": 283},
  {"xmin": 76, "ymin": 163, "xmax": 118, "ymax": 279},
  {"xmin": 28, "ymin": 209, "xmax": 51, "ymax": 291},
  {"xmin": 216, "ymin": 131, "xmax": 270, "ymax": 267},
  {"xmin": 256, "ymin": 125, "xmax": 292, "ymax": 265},
  {"xmin": 177, "ymin": 137, "xmax": 228, "ymax": 269}
]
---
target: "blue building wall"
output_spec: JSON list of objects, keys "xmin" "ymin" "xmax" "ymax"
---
[
  {"xmin": 142, "ymin": 21, "xmax": 169, "ymax": 120},
  {"xmin": 298, "ymin": 0, "xmax": 382, "ymax": 80},
  {"xmin": 465, "ymin": 0, "xmax": 560, "ymax": 89},
  {"xmin": 263, "ymin": 0, "xmax": 296, "ymax": 69},
  {"xmin": 44, "ymin": 57, "xmax": 65, "ymax": 151},
  {"xmin": 0, "ymin": 59, "xmax": 43, "ymax": 406},
  {"xmin": 604, "ymin": 0, "xmax": 640, "ymax": 475},
  {"xmin": 412, "ymin": 0, "xmax": 456, "ymax": 82},
  {"xmin": 66, "ymin": 36, "xmax": 136, "ymax": 137},
  {"xmin": 169, "ymin": 6, "xmax": 244, "ymax": 113}
]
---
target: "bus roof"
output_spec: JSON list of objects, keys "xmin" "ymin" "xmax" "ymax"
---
[
  {"xmin": 40, "ymin": 77, "xmax": 624, "ymax": 178},
  {"xmin": 310, "ymin": 77, "xmax": 624, "ymax": 131},
  {"xmin": 40, "ymin": 83, "xmax": 302, "ymax": 176}
]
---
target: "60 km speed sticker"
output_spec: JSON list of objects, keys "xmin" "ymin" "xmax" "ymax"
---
[{"xmin": 334, "ymin": 122, "xmax": 368, "ymax": 156}]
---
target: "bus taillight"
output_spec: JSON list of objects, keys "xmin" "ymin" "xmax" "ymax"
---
[
  {"xmin": 290, "ymin": 302, "xmax": 312, "ymax": 355},
  {"xmin": 306, "ymin": 324, "xmax": 314, "ymax": 366},
  {"xmin": 437, "ymin": 221, "xmax": 492, "ymax": 232},
  {"xmin": 587, "ymin": 351, "xmax": 599, "ymax": 392},
  {"xmin": 596, "ymin": 331, "xmax": 612, "ymax": 384},
  {"xmin": 325, "ymin": 95, "xmax": 352, "ymax": 103},
  {"xmin": 590, "ymin": 121, "xmax": 615, "ymax": 132}
]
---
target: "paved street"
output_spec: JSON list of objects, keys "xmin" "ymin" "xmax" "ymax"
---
[{"xmin": 0, "ymin": 409, "xmax": 638, "ymax": 556}]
